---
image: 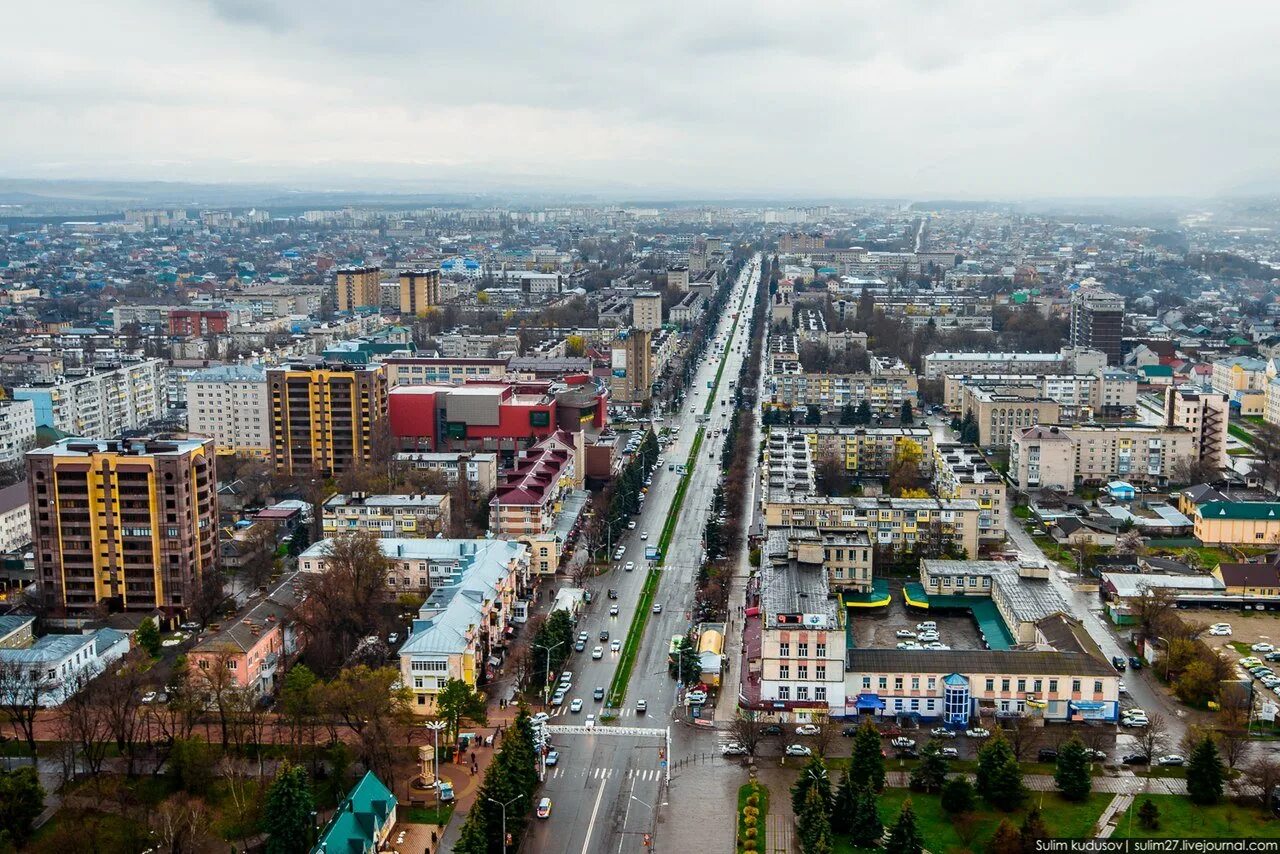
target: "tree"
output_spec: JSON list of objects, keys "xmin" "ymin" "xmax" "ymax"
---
[
  {"xmin": 976, "ymin": 734, "xmax": 1025, "ymax": 811},
  {"xmin": 888, "ymin": 438, "xmax": 925, "ymax": 496},
  {"xmin": 281, "ymin": 663, "xmax": 320, "ymax": 755},
  {"xmin": 988, "ymin": 818, "xmax": 1023, "ymax": 854},
  {"xmin": 1170, "ymin": 454, "xmax": 1220, "ymax": 486},
  {"xmin": 1135, "ymin": 713, "xmax": 1168, "ymax": 762},
  {"xmin": 730, "ymin": 709, "xmax": 766, "ymax": 757},
  {"xmin": 1054, "ymin": 737, "xmax": 1092, "ymax": 802},
  {"xmin": 294, "ymin": 531, "xmax": 394, "ymax": 675},
  {"xmin": 317, "ymin": 665, "xmax": 415, "ymax": 784},
  {"xmin": 435, "ymin": 678, "xmax": 488, "ymax": 745},
  {"xmin": 849, "ymin": 783, "xmax": 884, "ymax": 848},
  {"xmin": 263, "ymin": 762, "xmax": 315, "ymax": 854},
  {"xmin": 668, "ymin": 635, "xmax": 701, "ymax": 685},
  {"xmin": 168, "ymin": 737, "xmax": 216, "ymax": 796},
  {"xmin": 849, "ymin": 719, "xmax": 886, "ymax": 792},
  {"xmin": 454, "ymin": 807, "xmax": 489, "ymax": 854},
  {"xmin": 830, "ymin": 771, "xmax": 856, "ymax": 836},
  {"xmin": 797, "ymin": 782, "xmax": 834, "ymax": 854},
  {"xmin": 855, "ymin": 399, "xmax": 873, "ymax": 425},
  {"xmin": 940, "ymin": 776, "xmax": 974, "ymax": 814},
  {"xmin": 791, "ymin": 755, "xmax": 832, "ymax": 817},
  {"xmin": 900, "ymin": 400, "xmax": 914, "ymax": 424},
  {"xmin": 1187, "ymin": 735, "xmax": 1225, "ymax": 805},
  {"xmin": 1021, "ymin": 807, "xmax": 1050, "ymax": 851},
  {"xmin": 1239, "ymin": 755, "xmax": 1280, "ymax": 808},
  {"xmin": 1137, "ymin": 798, "xmax": 1160, "ymax": 831},
  {"xmin": 531, "ymin": 609, "xmax": 574, "ymax": 689},
  {"xmin": 135, "ymin": 617, "xmax": 162, "ymax": 657},
  {"xmin": 884, "ymin": 799, "xmax": 924, "ymax": 854},
  {"xmin": 151, "ymin": 793, "xmax": 213, "ymax": 854},
  {"xmin": 909, "ymin": 741, "xmax": 949, "ymax": 793},
  {"xmin": 0, "ymin": 766, "xmax": 44, "ymax": 847},
  {"xmin": 0, "ymin": 658, "xmax": 56, "ymax": 756}
]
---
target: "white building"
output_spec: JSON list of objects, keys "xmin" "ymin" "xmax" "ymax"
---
[
  {"xmin": 0, "ymin": 399, "xmax": 37, "ymax": 467},
  {"xmin": 185, "ymin": 364, "xmax": 271, "ymax": 457},
  {"xmin": 392, "ymin": 452, "xmax": 499, "ymax": 495},
  {"xmin": 0, "ymin": 626, "xmax": 131, "ymax": 707},
  {"xmin": 0, "ymin": 482, "xmax": 31, "ymax": 555},
  {"xmin": 14, "ymin": 359, "xmax": 167, "ymax": 437}
]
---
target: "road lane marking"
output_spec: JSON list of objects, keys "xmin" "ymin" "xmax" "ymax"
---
[{"xmin": 579, "ymin": 776, "xmax": 609, "ymax": 854}]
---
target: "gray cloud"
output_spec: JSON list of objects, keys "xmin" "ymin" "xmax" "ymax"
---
[{"xmin": 1, "ymin": 0, "xmax": 1277, "ymax": 197}]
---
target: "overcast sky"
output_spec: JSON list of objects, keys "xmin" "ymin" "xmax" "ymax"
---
[{"xmin": 4, "ymin": 0, "xmax": 1278, "ymax": 199}]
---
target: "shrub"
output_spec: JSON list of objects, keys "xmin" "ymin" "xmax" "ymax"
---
[
  {"xmin": 743, "ymin": 841, "xmax": 757, "ymax": 852},
  {"xmin": 744, "ymin": 806, "xmax": 759, "ymax": 818},
  {"xmin": 744, "ymin": 827, "xmax": 757, "ymax": 840},
  {"xmin": 746, "ymin": 794, "xmax": 759, "ymax": 807},
  {"xmin": 743, "ymin": 815, "xmax": 757, "ymax": 828}
]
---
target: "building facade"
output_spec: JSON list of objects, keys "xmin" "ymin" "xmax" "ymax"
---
[
  {"xmin": 335, "ymin": 266, "xmax": 381, "ymax": 313},
  {"xmin": 1070, "ymin": 290, "xmax": 1125, "ymax": 365},
  {"xmin": 399, "ymin": 269, "xmax": 441, "ymax": 317},
  {"xmin": 321, "ymin": 492, "xmax": 452, "ymax": 539},
  {"xmin": 391, "ymin": 451, "xmax": 499, "ymax": 495},
  {"xmin": 185, "ymin": 364, "xmax": 271, "ymax": 457},
  {"xmin": 267, "ymin": 363, "xmax": 389, "ymax": 476},
  {"xmin": 14, "ymin": 359, "xmax": 168, "ymax": 437}
]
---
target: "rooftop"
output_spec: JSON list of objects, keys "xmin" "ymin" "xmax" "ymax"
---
[{"xmin": 845, "ymin": 648, "xmax": 1114, "ymax": 678}]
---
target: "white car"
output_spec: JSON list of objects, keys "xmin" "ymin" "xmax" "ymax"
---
[
  {"xmin": 611, "ymin": 640, "xmax": 621, "ymax": 652},
  {"xmin": 1254, "ymin": 643, "xmax": 1276, "ymax": 653},
  {"xmin": 627, "ymin": 521, "xmax": 637, "ymax": 530},
  {"xmin": 925, "ymin": 643, "xmax": 951, "ymax": 650},
  {"xmin": 570, "ymin": 699, "xmax": 583, "ymax": 713},
  {"xmin": 784, "ymin": 744, "xmax": 812, "ymax": 757},
  {"xmin": 722, "ymin": 742, "xmax": 749, "ymax": 756},
  {"xmin": 625, "ymin": 561, "xmax": 635, "ymax": 572},
  {"xmin": 795, "ymin": 724, "xmax": 821, "ymax": 736},
  {"xmin": 686, "ymin": 690, "xmax": 708, "ymax": 704},
  {"xmin": 965, "ymin": 728, "xmax": 991, "ymax": 738},
  {"xmin": 585, "ymin": 714, "xmax": 596, "ymax": 729},
  {"xmin": 1118, "ymin": 681, "xmax": 1129, "ymax": 695},
  {"xmin": 610, "ymin": 605, "xmax": 620, "ymax": 616},
  {"xmin": 532, "ymin": 712, "xmax": 550, "ymax": 723},
  {"xmin": 930, "ymin": 727, "xmax": 958, "ymax": 739},
  {"xmin": 640, "ymin": 531, "xmax": 649, "ymax": 540},
  {"xmin": 939, "ymin": 747, "xmax": 960, "ymax": 759},
  {"xmin": 1210, "ymin": 623, "xmax": 1232, "ymax": 635},
  {"xmin": 140, "ymin": 691, "xmax": 157, "ymax": 704},
  {"xmin": 896, "ymin": 642, "xmax": 923, "ymax": 650},
  {"xmin": 1157, "ymin": 754, "xmax": 1185, "ymax": 766},
  {"xmin": 592, "ymin": 646, "xmax": 604, "ymax": 660},
  {"xmin": 890, "ymin": 737, "xmax": 916, "ymax": 749},
  {"xmin": 918, "ymin": 632, "xmax": 940, "ymax": 643},
  {"xmin": 1122, "ymin": 714, "xmax": 1149, "ymax": 727},
  {"xmin": 895, "ymin": 630, "xmax": 917, "ymax": 639},
  {"xmin": 917, "ymin": 622, "xmax": 937, "ymax": 632}
]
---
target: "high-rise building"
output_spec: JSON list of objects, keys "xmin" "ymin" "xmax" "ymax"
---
[
  {"xmin": 633, "ymin": 291, "xmax": 663, "ymax": 332},
  {"xmin": 14, "ymin": 359, "xmax": 167, "ymax": 437},
  {"xmin": 335, "ymin": 266, "xmax": 382, "ymax": 313},
  {"xmin": 399, "ymin": 269, "xmax": 441, "ymax": 317},
  {"xmin": 267, "ymin": 363, "xmax": 388, "ymax": 476},
  {"xmin": 27, "ymin": 437, "xmax": 218, "ymax": 614},
  {"xmin": 1069, "ymin": 290, "xmax": 1125, "ymax": 365},
  {"xmin": 185, "ymin": 365, "xmax": 270, "ymax": 457},
  {"xmin": 1165, "ymin": 385, "xmax": 1229, "ymax": 470}
]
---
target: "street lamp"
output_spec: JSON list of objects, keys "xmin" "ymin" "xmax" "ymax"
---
[
  {"xmin": 487, "ymin": 795, "xmax": 520, "ymax": 854},
  {"xmin": 533, "ymin": 640, "xmax": 564, "ymax": 706},
  {"xmin": 424, "ymin": 720, "xmax": 447, "ymax": 801}
]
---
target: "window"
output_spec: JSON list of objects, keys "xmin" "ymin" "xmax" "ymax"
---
[
  {"xmin": 927, "ymin": 677, "xmax": 936, "ymax": 691},
  {"xmin": 778, "ymin": 686, "xmax": 790, "ymax": 700},
  {"xmin": 1017, "ymin": 679, "xmax": 1026, "ymax": 693},
  {"xmin": 1049, "ymin": 679, "xmax": 1058, "ymax": 693},
  {"xmin": 1033, "ymin": 679, "xmax": 1042, "ymax": 693},
  {"xmin": 779, "ymin": 642, "xmax": 790, "ymax": 657},
  {"xmin": 816, "ymin": 665, "xmax": 826, "ymax": 680},
  {"xmin": 779, "ymin": 665, "xmax": 790, "ymax": 679},
  {"xmin": 1094, "ymin": 680, "xmax": 1103, "ymax": 694},
  {"xmin": 878, "ymin": 676, "xmax": 887, "ymax": 690},
  {"xmin": 797, "ymin": 642, "xmax": 809, "ymax": 657},
  {"xmin": 1001, "ymin": 679, "xmax": 1010, "ymax": 692},
  {"xmin": 911, "ymin": 677, "xmax": 920, "ymax": 691},
  {"xmin": 815, "ymin": 686, "xmax": 827, "ymax": 702},
  {"xmin": 985, "ymin": 678, "xmax": 994, "ymax": 692},
  {"xmin": 1072, "ymin": 679, "xmax": 1081, "ymax": 693},
  {"xmin": 796, "ymin": 686, "xmax": 809, "ymax": 700},
  {"xmin": 862, "ymin": 676, "xmax": 871, "ymax": 690},
  {"xmin": 894, "ymin": 677, "xmax": 903, "ymax": 691},
  {"xmin": 797, "ymin": 665, "xmax": 808, "ymax": 680},
  {"xmin": 816, "ymin": 643, "xmax": 827, "ymax": 657}
]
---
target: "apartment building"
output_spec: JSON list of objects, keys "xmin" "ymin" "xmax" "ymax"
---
[
  {"xmin": 185, "ymin": 364, "xmax": 270, "ymax": 457},
  {"xmin": 763, "ymin": 495, "xmax": 983, "ymax": 559},
  {"xmin": 391, "ymin": 451, "xmax": 499, "ymax": 495},
  {"xmin": 267, "ymin": 363, "xmax": 389, "ymax": 477},
  {"xmin": 1193, "ymin": 502, "xmax": 1280, "ymax": 547},
  {"xmin": 27, "ymin": 437, "xmax": 218, "ymax": 614},
  {"xmin": 768, "ymin": 426, "xmax": 934, "ymax": 480},
  {"xmin": 942, "ymin": 372, "xmax": 1135, "ymax": 415},
  {"xmin": 959, "ymin": 384, "xmax": 1062, "ymax": 447},
  {"xmin": 933, "ymin": 443, "xmax": 1005, "ymax": 542},
  {"xmin": 14, "ymin": 359, "xmax": 168, "ymax": 437},
  {"xmin": 188, "ymin": 573, "xmax": 302, "ymax": 696},
  {"xmin": 924, "ymin": 351, "xmax": 1065, "ymax": 380},
  {"xmin": 633, "ymin": 291, "xmax": 663, "ymax": 332},
  {"xmin": 489, "ymin": 431, "xmax": 580, "ymax": 537},
  {"xmin": 322, "ymin": 492, "xmax": 452, "ymax": 539},
  {"xmin": 0, "ymin": 481, "xmax": 32, "ymax": 555},
  {"xmin": 399, "ymin": 269, "xmax": 441, "ymax": 316},
  {"xmin": 768, "ymin": 372, "xmax": 918, "ymax": 416},
  {"xmin": 1010, "ymin": 423, "xmax": 1194, "ymax": 490},
  {"xmin": 1069, "ymin": 290, "xmax": 1125, "ymax": 365},
  {"xmin": 768, "ymin": 526, "xmax": 874, "ymax": 593},
  {"xmin": 335, "ymin": 266, "xmax": 381, "ymax": 313},
  {"xmin": 0, "ymin": 626, "xmax": 131, "ymax": 707},
  {"xmin": 383, "ymin": 357, "xmax": 508, "ymax": 387},
  {"xmin": 1164, "ymin": 385, "xmax": 1229, "ymax": 470},
  {"xmin": 0, "ymin": 399, "xmax": 37, "ymax": 467},
  {"xmin": 667, "ymin": 265, "xmax": 689, "ymax": 293}
]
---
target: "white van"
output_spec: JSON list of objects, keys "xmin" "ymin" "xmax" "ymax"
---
[{"xmin": 916, "ymin": 621, "xmax": 937, "ymax": 632}]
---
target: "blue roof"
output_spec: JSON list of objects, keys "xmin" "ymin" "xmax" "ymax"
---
[{"xmin": 312, "ymin": 771, "xmax": 396, "ymax": 854}]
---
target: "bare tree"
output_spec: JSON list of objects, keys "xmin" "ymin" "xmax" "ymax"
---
[
  {"xmin": 1136, "ymin": 712, "xmax": 1168, "ymax": 760},
  {"xmin": 729, "ymin": 709, "xmax": 766, "ymax": 757},
  {"xmin": 54, "ymin": 666, "xmax": 112, "ymax": 779},
  {"xmin": 294, "ymin": 531, "xmax": 394, "ymax": 674},
  {"xmin": 1237, "ymin": 755, "xmax": 1280, "ymax": 807},
  {"xmin": 98, "ymin": 652, "xmax": 147, "ymax": 775},
  {"xmin": 192, "ymin": 647, "xmax": 241, "ymax": 749},
  {"xmin": 0, "ymin": 657, "xmax": 57, "ymax": 756},
  {"xmin": 1001, "ymin": 715, "xmax": 1041, "ymax": 761},
  {"xmin": 150, "ymin": 793, "xmax": 213, "ymax": 854},
  {"xmin": 219, "ymin": 756, "xmax": 263, "ymax": 851},
  {"xmin": 1216, "ymin": 699, "xmax": 1254, "ymax": 772},
  {"xmin": 1133, "ymin": 585, "xmax": 1179, "ymax": 640},
  {"xmin": 810, "ymin": 720, "xmax": 839, "ymax": 758}
]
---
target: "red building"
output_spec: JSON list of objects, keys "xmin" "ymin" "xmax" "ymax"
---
[
  {"xmin": 390, "ymin": 380, "xmax": 605, "ymax": 452},
  {"xmin": 169, "ymin": 309, "xmax": 230, "ymax": 336}
]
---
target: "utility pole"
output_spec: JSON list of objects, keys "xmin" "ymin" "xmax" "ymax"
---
[
  {"xmin": 534, "ymin": 640, "xmax": 564, "ymax": 706},
  {"xmin": 487, "ymin": 795, "xmax": 520, "ymax": 854}
]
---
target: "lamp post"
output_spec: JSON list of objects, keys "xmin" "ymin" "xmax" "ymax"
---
[
  {"xmin": 487, "ymin": 795, "xmax": 520, "ymax": 854},
  {"xmin": 424, "ymin": 720, "xmax": 447, "ymax": 801},
  {"xmin": 533, "ymin": 640, "xmax": 564, "ymax": 706}
]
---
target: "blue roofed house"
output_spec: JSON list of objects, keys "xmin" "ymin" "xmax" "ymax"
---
[
  {"xmin": 311, "ymin": 771, "xmax": 397, "ymax": 854},
  {"xmin": 0, "ymin": 626, "xmax": 131, "ymax": 706}
]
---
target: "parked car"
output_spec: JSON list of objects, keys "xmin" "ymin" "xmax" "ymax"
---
[
  {"xmin": 1128, "ymin": 656, "xmax": 1143, "ymax": 670},
  {"xmin": 896, "ymin": 748, "xmax": 919, "ymax": 759},
  {"xmin": 930, "ymin": 727, "xmax": 958, "ymax": 739},
  {"xmin": 537, "ymin": 797, "xmax": 553, "ymax": 818},
  {"xmin": 1122, "ymin": 714, "xmax": 1149, "ymax": 727},
  {"xmin": 1038, "ymin": 748, "xmax": 1058, "ymax": 762},
  {"xmin": 545, "ymin": 751, "xmax": 559, "ymax": 766},
  {"xmin": 890, "ymin": 737, "xmax": 916, "ymax": 749},
  {"xmin": 796, "ymin": 724, "xmax": 821, "ymax": 736},
  {"xmin": 686, "ymin": 690, "xmax": 708, "ymax": 704},
  {"xmin": 1210, "ymin": 622, "xmax": 1232, "ymax": 636},
  {"xmin": 939, "ymin": 747, "xmax": 960, "ymax": 759},
  {"xmin": 1254, "ymin": 643, "xmax": 1277, "ymax": 653},
  {"xmin": 785, "ymin": 744, "xmax": 813, "ymax": 757},
  {"xmin": 1121, "ymin": 753, "xmax": 1150, "ymax": 765},
  {"xmin": 1157, "ymin": 754, "xmax": 1185, "ymax": 766},
  {"xmin": 1111, "ymin": 656, "xmax": 1127, "ymax": 671},
  {"xmin": 551, "ymin": 692, "xmax": 566, "ymax": 706},
  {"xmin": 895, "ymin": 630, "xmax": 917, "ymax": 639},
  {"xmin": 965, "ymin": 728, "xmax": 991, "ymax": 738},
  {"xmin": 841, "ymin": 726, "xmax": 860, "ymax": 737},
  {"xmin": 722, "ymin": 742, "xmax": 749, "ymax": 756},
  {"xmin": 763, "ymin": 724, "xmax": 784, "ymax": 736}
]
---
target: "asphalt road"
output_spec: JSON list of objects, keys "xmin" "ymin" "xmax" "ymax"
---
[{"xmin": 519, "ymin": 256, "xmax": 762, "ymax": 854}]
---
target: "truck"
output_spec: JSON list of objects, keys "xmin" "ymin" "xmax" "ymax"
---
[{"xmin": 645, "ymin": 545, "xmax": 660, "ymax": 561}]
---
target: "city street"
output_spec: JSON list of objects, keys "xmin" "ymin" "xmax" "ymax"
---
[{"xmin": 518, "ymin": 255, "xmax": 762, "ymax": 854}]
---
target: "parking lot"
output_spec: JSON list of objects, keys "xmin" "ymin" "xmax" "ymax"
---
[
  {"xmin": 850, "ymin": 585, "xmax": 986, "ymax": 651},
  {"xmin": 1185, "ymin": 608, "xmax": 1280, "ymax": 655}
]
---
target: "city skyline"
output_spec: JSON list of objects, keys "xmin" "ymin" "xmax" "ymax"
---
[{"xmin": 5, "ymin": 0, "xmax": 1280, "ymax": 198}]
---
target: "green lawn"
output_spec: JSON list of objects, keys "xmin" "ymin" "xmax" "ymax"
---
[
  {"xmin": 1011, "ymin": 505, "xmax": 1032, "ymax": 520},
  {"xmin": 406, "ymin": 803, "xmax": 455, "ymax": 826},
  {"xmin": 833, "ymin": 789, "xmax": 1110, "ymax": 853},
  {"xmin": 1115, "ymin": 795, "xmax": 1280, "ymax": 838},
  {"xmin": 1229, "ymin": 423, "xmax": 1257, "ymax": 446},
  {"xmin": 737, "ymin": 781, "xmax": 768, "ymax": 853}
]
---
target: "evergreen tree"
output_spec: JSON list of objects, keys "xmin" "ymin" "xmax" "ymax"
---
[
  {"xmin": 1187, "ymin": 735, "xmax": 1225, "ymax": 805},
  {"xmin": 988, "ymin": 818, "xmax": 1023, "ymax": 854},
  {"xmin": 830, "ymin": 771, "xmax": 856, "ymax": 836},
  {"xmin": 1020, "ymin": 807, "xmax": 1050, "ymax": 852},
  {"xmin": 136, "ymin": 617, "xmax": 161, "ymax": 657},
  {"xmin": 1054, "ymin": 737, "xmax": 1092, "ymax": 802},
  {"xmin": 0, "ymin": 767, "xmax": 44, "ymax": 848},
  {"xmin": 262, "ymin": 761, "xmax": 315, "ymax": 854},
  {"xmin": 940, "ymin": 776, "xmax": 974, "ymax": 814},
  {"xmin": 288, "ymin": 522, "xmax": 311, "ymax": 556},
  {"xmin": 849, "ymin": 783, "xmax": 884, "ymax": 848},
  {"xmin": 855, "ymin": 399, "xmax": 873, "ymax": 425},
  {"xmin": 1137, "ymin": 798, "xmax": 1160, "ymax": 830},
  {"xmin": 900, "ymin": 400, "xmax": 914, "ymax": 425},
  {"xmin": 791, "ymin": 755, "xmax": 832, "ymax": 816},
  {"xmin": 453, "ymin": 807, "xmax": 489, "ymax": 854},
  {"xmin": 976, "ymin": 735, "xmax": 1025, "ymax": 811},
  {"xmin": 849, "ymin": 720, "xmax": 886, "ymax": 792},
  {"xmin": 909, "ymin": 741, "xmax": 949, "ymax": 793},
  {"xmin": 798, "ymin": 783, "xmax": 834, "ymax": 854},
  {"xmin": 884, "ymin": 799, "xmax": 923, "ymax": 854},
  {"xmin": 840, "ymin": 403, "xmax": 856, "ymax": 426}
]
